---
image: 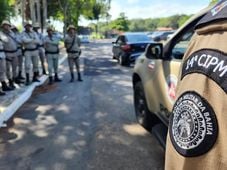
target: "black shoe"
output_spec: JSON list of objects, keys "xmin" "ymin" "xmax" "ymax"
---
[
  {"xmin": 77, "ymin": 73, "xmax": 83, "ymax": 82},
  {"xmin": 26, "ymin": 73, "xmax": 31, "ymax": 86},
  {"xmin": 0, "ymin": 90, "xmax": 5, "ymax": 96},
  {"xmin": 1, "ymin": 81, "xmax": 14, "ymax": 91},
  {"xmin": 32, "ymin": 72, "xmax": 40, "ymax": 82},
  {"xmin": 54, "ymin": 74, "xmax": 62, "ymax": 82},
  {"xmin": 18, "ymin": 71, "xmax": 25, "ymax": 80},
  {"xmin": 43, "ymin": 69, "xmax": 47, "ymax": 75},
  {"xmin": 14, "ymin": 77, "xmax": 24, "ymax": 84},
  {"xmin": 48, "ymin": 76, "xmax": 53, "ymax": 85},
  {"xmin": 9, "ymin": 79, "xmax": 16, "ymax": 89},
  {"xmin": 69, "ymin": 73, "xmax": 74, "ymax": 83}
]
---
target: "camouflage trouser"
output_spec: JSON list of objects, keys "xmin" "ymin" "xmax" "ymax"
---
[
  {"xmin": 24, "ymin": 50, "xmax": 39, "ymax": 74},
  {"xmin": 6, "ymin": 55, "xmax": 18, "ymax": 79},
  {"xmin": 0, "ymin": 58, "xmax": 6, "ymax": 82},
  {"xmin": 39, "ymin": 47, "xmax": 46, "ymax": 70},
  {"xmin": 68, "ymin": 55, "xmax": 80, "ymax": 73},
  {"xmin": 47, "ymin": 54, "xmax": 59, "ymax": 76}
]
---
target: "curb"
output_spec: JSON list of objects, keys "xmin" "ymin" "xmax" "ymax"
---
[{"xmin": 0, "ymin": 52, "xmax": 67, "ymax": 128}]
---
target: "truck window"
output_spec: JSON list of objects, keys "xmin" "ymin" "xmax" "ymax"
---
[{"xmin": 171, "ymin": 30, "xmax": 194, "ymax": 59}]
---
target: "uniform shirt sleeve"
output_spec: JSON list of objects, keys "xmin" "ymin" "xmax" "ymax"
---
[{"xmin": 21, "ymin": 32, "xmax": 34, "ymax": 44}]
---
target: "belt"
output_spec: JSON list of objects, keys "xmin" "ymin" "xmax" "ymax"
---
[
  {"xmin": 38, "ymin": 45, "xmax": 44, "ymax": 48},
  {"xmin": 4, "ymin": 49, "xmax": 18, "ymax": 53},
  {"xmin": 67, "ymin": 50, "xmax": 80, "ymax": 54},
  {"xmin": 45, "ymin": 50, "xmax": 59, "ymax": 54},
  {"xmin": 24, "ymin": 47, "xmax": 38, "ymax": 52},
  {"xmin": 0, "ymin": 49, "xmax": 4, "ymax": 52}
]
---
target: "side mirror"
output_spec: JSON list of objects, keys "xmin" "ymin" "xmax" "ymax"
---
[{"xmin": 145, "ymin": 43, "xmax": 163, "ymax": 59}]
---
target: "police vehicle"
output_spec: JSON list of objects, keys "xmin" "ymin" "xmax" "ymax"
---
[{"xmin": 132, "ymin": 7, "xmax": 212, "ymax": 147}]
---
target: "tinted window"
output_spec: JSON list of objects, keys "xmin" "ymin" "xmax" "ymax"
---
[
  {"xmin": 126, "ymin": 34, "xmax": 150, "ymax": 42},
  {"xmin": 171, "ymin": 31, "xmax": 194, "ymax": 59}
]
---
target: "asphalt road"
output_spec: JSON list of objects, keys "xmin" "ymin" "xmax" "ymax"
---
[{"xmin": 0, "ymin": 40, "xmax": 165, "ymax": 170}]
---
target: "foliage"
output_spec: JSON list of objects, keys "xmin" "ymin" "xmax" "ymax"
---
[
  {"xmin": 0, "ymin": 0, "xmax": 15, "ymax": 22},
  {"xmin": 47, "ymin": 0, "xmax": 110, "ymax": 28},
  {"xmin": 110, "ymin": 13, "xmax": 129, "ymax": 31},
  {"xmin": 210, "ymin": 0, "xmax": 219, "ymax": 5}
]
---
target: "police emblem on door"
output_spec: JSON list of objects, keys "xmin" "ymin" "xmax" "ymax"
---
[{"xmin": 169, "ymin": 91, "xmax": 218, "ymax": 157}]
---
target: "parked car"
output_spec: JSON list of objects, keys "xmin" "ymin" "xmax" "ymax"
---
[
  {"xmin": 112, "ymin": 33, "xmax": 153, "ymax": 66},
  {"xmin": 132, "ymin": 7, "xmax": 210, "ymax": 147},
  {"xmin": 79, "ymin": 35, "xmax": 90, "ymax": 43}
]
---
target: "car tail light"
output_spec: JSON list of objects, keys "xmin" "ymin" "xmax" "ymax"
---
[{"xmin": 121, "ymin": 44, "xmax": 131, "ymax": 52}]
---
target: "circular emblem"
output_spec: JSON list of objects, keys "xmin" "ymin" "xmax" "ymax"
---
[{"xmin": 169, "ymin": 91, "xmax": 218, "ymax": 157}]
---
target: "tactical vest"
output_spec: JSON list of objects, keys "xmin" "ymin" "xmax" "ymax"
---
[{"xmin": 165, "ymin": 1, "xmax": 227, "ymax": 170}]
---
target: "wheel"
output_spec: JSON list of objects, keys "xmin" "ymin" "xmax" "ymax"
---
[
  {"xmin": 134, "ymin": 82, "xmax": 157, "ymax": 130},
  {"xmin": 118, "ymin": 55, "xmax": 129, "ymax": 66}
]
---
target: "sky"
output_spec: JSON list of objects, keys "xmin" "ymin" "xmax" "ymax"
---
[{"xmin": 109, "ymin": 0, "xmax": 211, "ymax": 20}]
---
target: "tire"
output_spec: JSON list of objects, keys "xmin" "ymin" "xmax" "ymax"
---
[
  {"xmin": 134, "ymin": 82, "xmax": 157, "ymax": 130},
  {"xmin": 118, "ymin": 55, "xmax": 129, "ymax": 66}
]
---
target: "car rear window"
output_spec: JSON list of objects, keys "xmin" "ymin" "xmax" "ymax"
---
[{"xmin": 126, "ymin": 34, "xmax": 150, "ymax": 42}]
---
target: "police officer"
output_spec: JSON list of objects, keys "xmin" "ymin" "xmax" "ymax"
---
[
  {"xmin": 64, "ymin": 25, "xmax": 82, "ymax": 82},
  {"xmin": 21, "ymin": 22, "xmax": 40, "ymax": 85},
  {"xmin": 11, "ymin": 25, "xmax": 25, "ymax": 81},
  {"xmin": 0, "ymin": 31, "xmax": 13, "ymax": 95},
  {"xmin": 1, "ymin": 20, "xmax": 21, "ymax": 89},
  {"xmin": 33, "ymin": 23, "xmax": 47, "ymax": 75},
  {"xmin": 44, "ymin": 26, "xmax": 61, "ymax": 84},
  {"xmin": 165, "ymin": 1, "xmax": 227, "ymax": 169}
]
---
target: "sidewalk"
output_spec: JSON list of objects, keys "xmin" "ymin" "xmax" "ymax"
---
[{"xmin": 0, "ymin": 50, "xmax": 67, "ymax": 128}]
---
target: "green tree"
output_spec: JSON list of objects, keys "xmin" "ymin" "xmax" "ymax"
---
[
  {"xmin": 0, "ymin": 0, "xmax": 15, "ymax": 22},
  {"xmin": 110, "ymin": 13, "xmax": 129, "ymax": 31}
]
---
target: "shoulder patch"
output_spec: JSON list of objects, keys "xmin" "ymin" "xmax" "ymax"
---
[
  {"xmin": 169, "ymin": 91, "xmax": 218, "ymax": 157},
  {"xmin": 196, "ymin": 0, "xmax": 227, "ymax": 29},
  {"xmin": 181, "ymin": 49, "xmax": 227, "ymax": 93}
]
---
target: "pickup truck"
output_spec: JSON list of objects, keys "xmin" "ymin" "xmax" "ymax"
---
[{"xmin": 132, "ymin": 7, "xmax": 211, "ymax": 147}]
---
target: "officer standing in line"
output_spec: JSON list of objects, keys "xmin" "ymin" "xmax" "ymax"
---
[
  {"xmin": 0, "ymin": 31, "xmax": 13, "ymax": 95},
  {"xmin": 33, "ymin": 23, "xmax": 47, "ymax": 75},
  {"xmin": 165, "ymin": 1, "xmax": 227, "ymax": 170},
  {"xmin": 64, "ymin": 25, "xmax": 83, "ymax": 82},
  {"xmin": 1, "ymin": 20, "xmax": 21, "ymax": 89},
  {"xmin": 44, "ymin": 26, "xmax": 61, "ymax": 84},
  {"xmin": 11, "ymin": 25, "xmax": 25, "ymax": 81},
  {"xmin": 21, "ymin": 22, "xmax": 40, "ymax": 85}
]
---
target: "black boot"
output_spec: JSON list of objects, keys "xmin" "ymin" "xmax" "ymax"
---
[
  {"xmin": 9, "ymin": 79, "xmax": 16, "ymax": 89},
  {"xmin": 14, "ymin": 77, "xmax": 24, "ymax": 84},
  {"xmin": 48, "ymin": 76, "xmax": 53, "ymax": 85},
  {"xmin": 77, "ymin": 72, "xmax": 83, "ymax": 82},
  {"xmin": 0, "ymin": 90, "xmax": 5, "ymax": 96},
  {"xmin": 1, "ymin": 81, "xmax": 13, "ymax": 91},
  {"xmin": 26, "ymin": 73, "xmax": 30, "ymax": 86},
  {"xmin": 54, "ymin": 73, "xmax": 62, "ymax": 82},
  {"xmin": 43, "ymin": 68, "xmax": 47, "ymax": 75},
  {"xmin": 32, "ymin": 72, "xmax": 40, "ymax": 82},
  {"xmin": 18, "ymin": 71, "xmax": 25, "ymax": 80},
  {"xmin": 70, "ymin": 73, "xmax": 74, "ymax": 83}
]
